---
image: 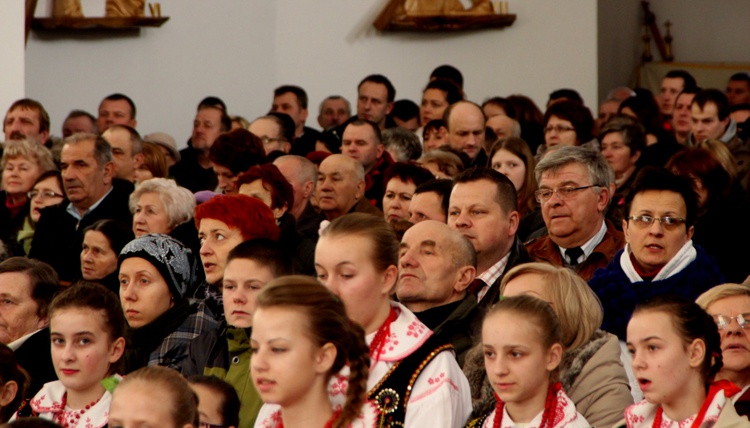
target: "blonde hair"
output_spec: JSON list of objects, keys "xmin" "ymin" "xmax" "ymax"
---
[
  {"xmin": 696, "ymin": 283, "xmax": 750, "ymax": 310},
  {"xmin": 499, "ymin": 262, "xmax": 603, "ymax": 350},
  {"xmin": 1, "ymin": 139, "xmax": 56, "ymax": 172},
  {"xmin": 696, "ymin": 139, "xmax": 738, "ymax": 179}
]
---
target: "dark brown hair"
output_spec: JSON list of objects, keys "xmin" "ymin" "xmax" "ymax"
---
[{"xmin": 256, "ymin": 276, "xmax": 369, "ymax": 428}]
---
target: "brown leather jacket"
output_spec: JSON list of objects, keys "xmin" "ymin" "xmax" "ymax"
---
[{"xmin": 525, "ymin": 219, "xmax": 625, "ymax": 281}]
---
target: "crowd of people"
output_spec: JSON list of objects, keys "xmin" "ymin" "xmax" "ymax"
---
[{"xmin": 1, "ymin": 64, "xmax": 750, "ymax": 428}]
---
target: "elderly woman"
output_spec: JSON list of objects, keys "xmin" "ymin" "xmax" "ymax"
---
[
  {"xmin": 464, "ymin": 262, "xmax": 633, "ymax": 428},
  {"xmin": 697, "ymin": 283, "xmax": 750, "ymax": 417},
  {"xmin": 129, "ymin": 178, "xmax": 199, "ymax": 254},
  {"xmin": 589, "ymin": 167, "xmax": 725, "ymax": 341},
  {"xmin": 600, "ymin": 118, "xmax": 647, "ymax": 227},
  {"xmin": 236, "ymin": 165, "xmax": 314, "ymax": 275},
  {"xmin": 119, "ymin": 234, "xmax": 219, "ymax": 373},
  {"xmin": 0, "ymin": 140, "xmax": 56, "ymax": 255}
]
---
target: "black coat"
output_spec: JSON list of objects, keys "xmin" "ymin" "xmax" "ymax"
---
[
  {"xmin": 29, "ymin": 180, "xmax": 133, "ymax": 283},
  {"xmin": 14, "ymin": 328, "xmax": 57, "ymax": 399}
]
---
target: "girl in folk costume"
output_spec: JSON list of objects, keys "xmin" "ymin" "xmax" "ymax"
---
[
  {"xmin": 250, "ymin": 276, "xmax": 374, "ymax": 428},
  {"xmin": 467, "ymin": 295, "xmax": 589, "ymax": 428},
  {"xmin": 315, "ymin": 213, "xmax": 472, "ymax": 427},
  {"xmin": 624, "ymin": 295, "xmax": 750, "ymax": 428},
  {"xmin": 14, "ymin": 281, "xmax": 126, "ymax": 428}
]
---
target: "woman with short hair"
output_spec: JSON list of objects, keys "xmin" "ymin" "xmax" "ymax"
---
[{"xmin": 0, "ymin": 140, "xmax": 56, "ymax": 255}]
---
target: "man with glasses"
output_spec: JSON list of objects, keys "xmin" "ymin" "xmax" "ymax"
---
[
  {"xmin": 590, "ymin": 167, "xmax": 724, "ymax": 341},
  {"xmin": 697, "ymin": 283, "xmax": 750, "ymax": 417},
  {"xmin": 526, "ymin": 146, "xmax": 623, "ymax": 280}
]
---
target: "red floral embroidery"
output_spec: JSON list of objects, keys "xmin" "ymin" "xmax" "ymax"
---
[
  {"xmin": 406, "ymin": 321, "xmax": 426, "ymax": 337},
  {"xmin": 329, "ymin": 374, "xmax": 349, "ymax": 397}
]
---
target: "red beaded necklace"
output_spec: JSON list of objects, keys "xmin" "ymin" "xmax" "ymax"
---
[
  {"xmin": 278, "ymin": 409, "xmax": 341, "ymax": 428},
  {"xmin": 492, "ymin": 382, "xmax": 561, "ymax": 428},
  {"xmin": 369, "ymin": 307, "xmax": 397, "ymax": 362},
  {"xmin": 54, "ymin": 392, "xmax": 102, "ymax": 428}
]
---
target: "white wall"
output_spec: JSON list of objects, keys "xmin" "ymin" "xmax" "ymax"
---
[
  {"xmin": 0, "ymin": 1, "xmax": 26, "ymax": 116},
  {"xmin": 26, "ymin": 0, "xmax": 599, "ymax": 147},
  {"xmin": 597, "ymin": 0, "xmax": 750, "ymax": 102}
]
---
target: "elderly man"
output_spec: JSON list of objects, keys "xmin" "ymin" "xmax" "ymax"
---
[
  {"xmin": 697, "ymin": 283, "xmax": 750, "ymax": 416},
  {"xmin": 397, "ymin": 220, "xmax": 478, "ymax": 364},
  {"xmin": 341, "ymin": 119, "xmax": 395, "ymax": 206},
  {"xmin": 408, "ymin": 178, "xmax": 452, "ymax": 224},
  {"xmin": 444, "ymin": 101, "xmax": 486, "ymax": 166},
  {"xmin": 3, "ymin": 98, "xmax": 50, "ymax": 145},
  {"xmin": 171, "ymin": 102, "xmax": 231, "ymax": 192},
  {"xmin": 526, "ymin": 146, "xmax": 623, "ymax": 280},
  {"xmin": 97, "ymin": 93, "xmax": 137, "ymax": 132},
  {"xmin": 318, "ymin": 95, "xmax": 351, "ymax": 131},
  {"xmin": 1, "ymin": 257, "xmax": 60, "ymax": 398},
  {"xmin": 271, "ymin": 85, "xmax": 320, "ymax": 156},
  {"xmin": 102, "ymin": 124, "xmax": 143, "ymax": 183},
  {"xmin": 317, "ymin": 154, "xmax": 381, "ymax": 222},
  {"xmin": 449, "ymin": 167, "xmax": 531, "ymax": 310},
  {"xmin": 273, "ymin": 155, "xmax": 320, "ymax": 239},
  {"xmin": 590, "ymin": 168, "xmax": 724, "ymax": 340},
  {"xmin": 30, "ymin": 133, "xmax": 132, "ymax": 283}
]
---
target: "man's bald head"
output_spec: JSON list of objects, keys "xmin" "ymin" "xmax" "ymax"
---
[
  {"xmin": 397, "ymin": 220, "xmax": 476, "ymax": 312},
  {"xmin": 444, "ymin": 101, "xmax": 486, "ymax": 160}
]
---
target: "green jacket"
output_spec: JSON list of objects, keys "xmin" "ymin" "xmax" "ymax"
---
[{"xmin": 184, "ymin": 323, "xmax": 262, "ymax": 428}]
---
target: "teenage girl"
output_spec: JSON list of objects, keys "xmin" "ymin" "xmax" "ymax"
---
[
  {"xmin": 625, "ymin": 295, "xmax": 750, "ymax": 427},
  {"xmin": 250, "ymin": 276, "xmax": 373, "ymax": 428},
  {"xmin": 467, "ymin": 295, "xmax": 589, "ymax": 428},
  {"xmin": 14, "ymin": 281, "xmax": 126, "ymax": 428}
]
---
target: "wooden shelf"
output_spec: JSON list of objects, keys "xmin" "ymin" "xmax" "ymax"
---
[
  {"xmin": 32, "ymin": 17, "xmax": 169, "ymax": 31},
  {"xmin": 375, "ymin": 13, "xmax": 515, "ymax": 32}
]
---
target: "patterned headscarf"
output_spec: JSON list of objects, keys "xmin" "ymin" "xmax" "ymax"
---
[{"xmin": 118, "ymin": 234, "xmax": 197, "ymax": 300}]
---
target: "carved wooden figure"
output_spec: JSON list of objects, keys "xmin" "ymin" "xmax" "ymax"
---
[
  {"xmin": 105, "ymin": 0, "xmax": 145, "ymax": 17},
  {"xmin": 52, "ymin": 0, "xmax": 83, "ymax": 18}
]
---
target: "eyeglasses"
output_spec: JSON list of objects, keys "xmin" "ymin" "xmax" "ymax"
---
[
  {"xmin": 259, "ymin": 136, "xmax": 285, "ymax": 145},
  {"xmin": 627, "ymin": 215, "xmax": 687, "ymax": 230},
  {"xmin": 543, "ymin": 125, "xmax": 576, "ymax": 134},
  {"xmin": 28, "ymin": 190, "xmax": 64, "ymax": 200},
  {"xmin": 534, "ymin": 185, "xmax": 599, "ymax": 203},
  {"xmin": 713, "ymin": 313, "xmax": 750, "ymax": 330}
]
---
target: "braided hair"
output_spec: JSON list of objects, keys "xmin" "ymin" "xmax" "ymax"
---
[{"xmin": 255, "ymin": 276, "xmax": 370, "ymax": 428}]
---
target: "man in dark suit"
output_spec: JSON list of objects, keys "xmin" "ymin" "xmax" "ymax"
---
[
  {"xmin": 0, "ymin": 258, "xmax": 60, "ymax": 398},
  {"xmin": 448, "ymin": 167, "xmax": 531, "ymax": 311},
  {"xmin": 30, "ymin": 133, "xmax": 132, "ymax": 283}
]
